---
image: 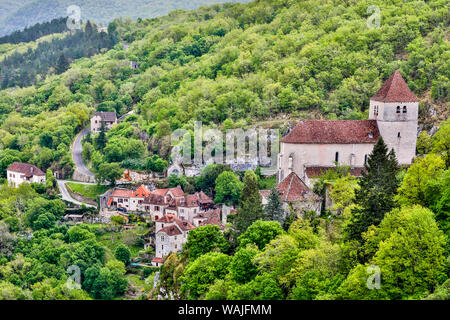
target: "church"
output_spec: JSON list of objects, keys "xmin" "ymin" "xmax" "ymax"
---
[{"xmin": 277, "ymin": 70, "xmax": 419, "ymax": 186}]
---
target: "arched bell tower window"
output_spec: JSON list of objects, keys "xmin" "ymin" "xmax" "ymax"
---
[
  {"xmin": 398, "ymin": 132, "xmax": 401, "ymax": 138},
  {"xmin": 396, "ymin": 106, "xmax": 401, "ymax": 114},
  {"xmin": 335, "ymin": 152, "xmax": 339, "ymax": 163},
  {"xmin": 364, "ymin": 154, "xmax": 368, "ymax": 165},
  {"xmin": 403, "ymin": 106, "xmax": 407, "ymax": 113}
]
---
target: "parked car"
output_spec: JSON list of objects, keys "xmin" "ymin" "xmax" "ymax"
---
[{"xmin": 118, "ymin": 207, "xmax": 127, "ymax": 212}]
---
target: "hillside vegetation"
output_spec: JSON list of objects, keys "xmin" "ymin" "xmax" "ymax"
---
[{"xmin": 0, "ymin": 0, "xmax": 251, "ymax": 37}]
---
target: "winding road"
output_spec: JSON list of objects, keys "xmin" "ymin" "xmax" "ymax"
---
[
  {"xmin": 56, "ymin": 126, "xmax": 97, "ymax": 207},
  {"xmin": 72, "ymin": 126, "xmax": 96, "ymax": 178}
]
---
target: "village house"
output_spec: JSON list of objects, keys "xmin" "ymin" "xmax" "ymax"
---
[
  {"xmin": 6, "ymin": 162, "xmax": 46, "ymax": 187},
  {"xmin": 107, "ymin": 184, "xmax": 151, "ymax": 212},
  {"xmin": 90, "ymin": 111, "xmax": 117, "ymax": 133},
  {"xmin": 260, "ymin": 171, "xmax": 322, "ymax": 216},
  {"xmin": 152, "ymin": 214, "xmax": 196, "ymax": 266},
  {"xmin": 277, "ymin": 70, "xmax": 419, "ymax": 186}
]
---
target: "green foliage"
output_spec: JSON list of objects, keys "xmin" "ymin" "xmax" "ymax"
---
[
  {"xmin": 214, "ymin": 171, "xmax": 243, "ymax": 205},
  {"xmin": 114, "ymin": 244, "xmax": 131, "ymax": 265},
  {"xmin": 396, "ymin": 154, "xmax": 445, "ymax": 207},
  {"xmin": 263, "ymin": 187, "xmax": 284, "ymax": 223},
  {"xmin": 233, "ymin": 170, "xmax": 263, "ymax": 235},
  {"xmin": 95, "ymin": 163, "xmax": 124, "ymax": 186},
  {"xmin": 181, "ymin": 252, "xmax": 231, "ymax": 299},
  {"xmin": 345, "ymin": 138, "xmax": 399, "ymax": 242},
  {"xmin": 184, "ymin": 225, "xmax": 229, "ymax": 261},
  {"xmin": 237, "ymin": 220, "xmax": 284, "ymax": 250}
]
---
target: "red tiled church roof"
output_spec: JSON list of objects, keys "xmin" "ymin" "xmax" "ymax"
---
[
  {"xmin": 7, "ymin": 162, "xmax": 45, "ymax": 176},
  {"xmin": 276, "ymin": 172, "xmax": 320, "ymax": 202},
  {"xmin": 281, "ymin": 120, "xmax": 380, "ymax": 144},
  {"xmin": 371, "ymin": 70, "xmax": 419, "ymax": 103}
]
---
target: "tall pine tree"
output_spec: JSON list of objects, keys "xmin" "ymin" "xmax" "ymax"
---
[
  {"xmin": 95, "ymin": 121, "xmax": 107, "ymax": 151},
  {"xmin": 233, "ymin": 170, "xmax": 263, "ymax": 236},
  {"xmin": 263, "ymin": 187, "xmax": 285, "ymax": 224},
  {"xmin": 345, "ymin": 137, "xmax": 399, "ymax": 242},
  {"xmin": 55, "ymin": 52, "xmax": 69, "ymax": 74}
]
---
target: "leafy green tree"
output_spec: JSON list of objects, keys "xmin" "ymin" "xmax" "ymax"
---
[
  {"xmin": 233, "ymin": 170, "xmax": 263, "ymax": 235},
  {"xmin": 431, "ymin": 119, "xmax": 450, "ymax": 168},
  {"xmin": 237, "ymin": 220, "xmax": 285, "ymax": 250},
  {"xmin": 396, "ymin": 154, "xmax": 445, "ymax": 207},
  {"xmin": 214, "ymin": 171, "xmax": 243, "ymax": 205},
  {"xmin": 341, "ymin": 206, "xmax": 447, "ymax": 300},
  {"xmin": 230, "ymin": 246, "xmax": 259, "ymax": 284},
  {"xmin": 95, "ymin": 163, "xmax": 123, "ymax": 186},
  {"xmin": 184, "ymin": 225, "xmax": 229, "ymax": 261},
  {"xmin": 196, "ymin": 164, "xmax": 231, "ymax": 197},
  {"xmin": 114, "ymin": 244, "xmax": 131, "ymax": 265},
  {"xmin": 345, "ymin": 138, "xmax": 399, "ymax": 242},
  {"xmin": 181, "ymin": 252, "xmax": 231, "ymax": 299}
]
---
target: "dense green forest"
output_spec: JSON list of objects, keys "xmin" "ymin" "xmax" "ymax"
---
[
  {"xmin": 0, "ymin": 21, "xmax": 117, "ymax": 89},
  {"xmin": 0, "ymin": 0, "xmax": 251, "ymax": 37},
  {"xmin": 0, "ymin": 17, "xmax": 69, "ymax": 44},
  {"xmin": 0, "ymin": 0, "xmax": 448, "ymax": 300}
]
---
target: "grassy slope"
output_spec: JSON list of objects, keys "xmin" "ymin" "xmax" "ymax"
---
[{"xmin": 66, "ymin": 182, "xmax": 109, "ymax": 200}]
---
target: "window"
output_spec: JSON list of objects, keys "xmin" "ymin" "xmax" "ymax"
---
[
  {"xmin": 403, "ymin": 106, "xmax": 407, "ymax": 113},
  {"xmin": 373, "ymin": 105, "xmax": 378, "ymax": 115},
  {"xmin": 161, "ymin": 236, "xmax": 164, "ymax": 242},
  {"xmin": 398, "ymin": 132, "xmax": 401, "ymax": 138},
  {"xmin": 364, "ymin": 154, "xmax": 368, "ymax": 165},
  {"xmin": 335, "ymin": 152, "xmax": 339, "ymax": 162},
  {"xmin": 396, "ymin": 106, "xmax": 401, "ymax": 114}
]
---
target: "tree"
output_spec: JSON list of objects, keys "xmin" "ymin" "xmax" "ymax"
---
[
  {"xmin": 345, "ymin": 137, "xmax": 399, "ymax": 242},
  {"xmin": 55, "ymin": 52, "xmax": 69, "ymax": 74},
  {"xmin": 94, "ymin": 121, "xmax": 107, "ymax": 151},
  {"xmin": 214, "ymin": 171, "xmax": 243, "ymax": 205},
  {"xmin": 431, "ymin": 119, "xmax": 450, "ymax": 168},
  {"xmin": 230, "ymin": 246, "xmax": 259, "ymax": 283},
  {"xmin": 95, "ymin": 163, "xmax": 123, "ymax": 186},
  {"xmin": 263, "ymin": 187, "xmax": 284, "ymax": 223},
  {"xmin": 237, "ymin": 220, "xmax": 285, "ymax": 250},
  {"xmin": 184, "ymin": 225, "xmax": 229, "ymax": 261},
  {"xmin": 340, "ymin": 206, "xmax": 447, "ymax": 299},
  {"xmin": 232, "ymin": 170, "xmax": 264, "ymax": 236},
  {"xmin": 196, "ymin": 164, "xmax": 231, "ymax": 197},
  {"xmin": 396, "ymin": 154, "xmax": 445, "ymax": 207},
  {"xmin": 114, "ymin": 244, "xmax": 131, "ymax": 265},
  {"xmin": 0, "ymin": 222, "xmax": 16, "ymax": 258},
  {"xmin": 181, "ymin": 252, "xmax": 231, "ymax": 299}
]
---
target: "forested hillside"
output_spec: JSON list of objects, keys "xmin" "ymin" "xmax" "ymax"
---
[
  {"xmin": 0, "ymin": 21, "xmax": 117, "ymax": 89},
  {"xmin": 0, "ymin": 0, "xmax": 251, "ymax": 37},
  {"xmin": 0, "ymin": 0, "xmax": 448, "ymax": 177},
  {"xmin": 0, "ymin": 17, "xmax": 69, "ymax": 44}
]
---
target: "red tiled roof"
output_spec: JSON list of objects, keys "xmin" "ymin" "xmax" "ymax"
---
[
  {"xmin": 305, "ymin": 166, "xmax": 366, "ymax": 178},
  {"xmin": 111, "ymin": 189, "xmax": 134, "ymax": 198},
  {"xmin": 169, "ymin": 187, "xmax": 185, "ymax": 197},
  {"xmin": 176, "ymin": 220, "xmax": 196, "ymax": 231},
  {"xmin": 281, "ymin": 120, "xmax": 380, "ymax": 144},
  {"xmin": 152, "ymin": 257, "xmax": 163, "ymax": 263},
  {"xmin": 371, "ymin": 70, "xmax": 419, "ymax": 103},
  {"xmin": 152, "ymin": 188, "xmax": 169, "ymax": 196},
  {"xmin": 157, "ymin": 214, "xmax": 179, "ymax": 224},
  {"xmin": 197, "ymin": 209, "xmax": 224, "ymax": 230},
  {"xmin": 134, "ymin": 184, "xmax": 151, "ymax": 197},
  {"xmin": 7, "ymin": 162, "xmax": 45, "ymax": 176},
  {"xmin": 277, "ymin": 172, "xmax": 320, "ymax": 202},
  {"xmin": 158, "ymin": 225, "xmax": 182, "ymax": 236}
]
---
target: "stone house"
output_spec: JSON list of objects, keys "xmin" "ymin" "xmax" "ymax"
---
[
  {"xmin": 7, "ymin": 162, "xmax": 46, "ymax": 187},
  {"xmin": 277, "ymin": 70, "xmax": 418, "ymax": 184},
  {"xmin": 90, "ymin": 111, "xmax": 117, "ymax": 133},
  {"xmin": 260, "ymin": 171, "xmax": 322, "ymax": 216}
]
